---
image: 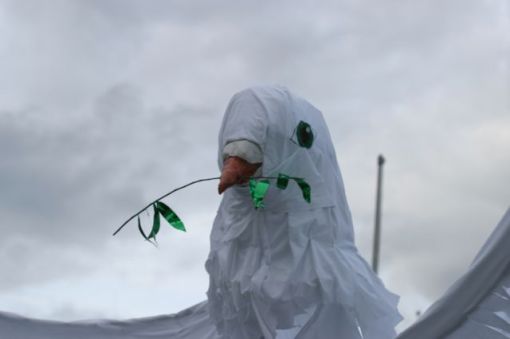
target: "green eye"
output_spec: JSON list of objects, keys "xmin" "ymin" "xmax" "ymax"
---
[{"xmin": 296, "ymin": 121, "xmax": 314, "ymax": 148}]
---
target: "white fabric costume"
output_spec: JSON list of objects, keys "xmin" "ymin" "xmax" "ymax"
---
[
  {"xmin": 0, "ymin": 86, "xmax": 404, "ymax": 339},
  {"xmin": 206, "ymin": 85, "xmax": 402, "ymax": 338}
]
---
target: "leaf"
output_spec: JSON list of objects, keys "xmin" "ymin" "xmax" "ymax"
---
[
  {"xmin": 293, "ymin": 178, "xmax": 311, "ymax": 203},
  {"xmin": 156, "ymin": 201, "xmax": 186, "ymax": 232},
  {"xmin": 276, "ymin": 173, "xmax": 290, "ymax": 190},
  {"xmin": 148, "ymin": 204, "xmax": 161, "ymax": 239},
  {"xmin": 249, "ymin": 178, "xmax": 270, "ymax": 209},
  {"xmin": 138, "ymin": 215, "xmax": 157, "ymax": 246},
  {"xmin": 138, "ymin": 215, "xmax": 149, "ymax": 240}
]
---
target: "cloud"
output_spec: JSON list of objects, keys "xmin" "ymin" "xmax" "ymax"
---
[{"xmin": 0, "ymin": 79, "xmax": 220, "ymax": 296}]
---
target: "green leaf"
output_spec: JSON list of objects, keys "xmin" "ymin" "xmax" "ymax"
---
[
  {"xmin": 156, "ymin": 201, "xmax": 186, "ymax": 232},
  {"xmin": 276, "ymin": 173, "xmax": 290, "ymax": 190},
  {"xmin": 138, "ymin": 215, "xmax": 149, "ymax": 240},
  {"xmin": 293, "ymin": 178, "xmax": 311, "ymax": 203},
  {"xmin": 249, "ymin": 178, "xmax": 270, "ymax": 209},
  {"xmin": 138, "ymin": 215, "xmax": 157, "ymax": 246},
  {"xmin": 148, "ymin": 204, "xmax": 161, "ymax": 239}
]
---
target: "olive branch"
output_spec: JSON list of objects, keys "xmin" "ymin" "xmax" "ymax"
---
[{"xmin": 112, "ymin": 174, "xmax": 310, "ymax": 245}]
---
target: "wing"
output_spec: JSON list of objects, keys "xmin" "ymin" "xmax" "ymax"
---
[
  {"xmin": 0, "ymin": 301, "xmax": 219, "ymax": 339},
  {"xmin": 398, "ymin": 208, "xmax": 510, "ymax": 339}
]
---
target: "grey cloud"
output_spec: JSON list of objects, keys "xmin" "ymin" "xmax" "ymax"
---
[
  {"xmin": 0, "ymin": 80, "xmax": 220, "ymax": 296},
  {"xmin": 0, "ymin": 238, "xmax": 96, "ymax": 291}
]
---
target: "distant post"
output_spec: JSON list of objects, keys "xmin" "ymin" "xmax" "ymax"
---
[{"xmin": 372, "ymin": 154, "xmax": 385, "ymax": 274}]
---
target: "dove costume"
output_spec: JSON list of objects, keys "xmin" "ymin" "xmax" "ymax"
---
[{"xmin": 206, "ymin": 85, "xmax": 402, "ymax": 338}]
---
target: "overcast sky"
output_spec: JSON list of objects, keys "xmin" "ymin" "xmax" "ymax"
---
[{"xmin": 0, "ymin": 0, "xmax": 509, "ymax": 332}]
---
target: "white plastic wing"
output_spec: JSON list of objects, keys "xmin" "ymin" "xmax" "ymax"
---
[
  {"xmin": 0, "ymin": 301, "xmax": 219, "ymax": 339},
  {"xmin": 398, "ymin": 208, "xmax": 510, "ymax": 339}
]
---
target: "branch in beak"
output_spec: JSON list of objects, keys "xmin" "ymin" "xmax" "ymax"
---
[{"xmin": 218, "ymin": 156, "xmax": 261, "ymax": 194}]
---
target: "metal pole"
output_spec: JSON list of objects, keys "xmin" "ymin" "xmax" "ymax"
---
[{"xmin": 372, "ymin": 154, "xmax": 385, "ymax": 274}]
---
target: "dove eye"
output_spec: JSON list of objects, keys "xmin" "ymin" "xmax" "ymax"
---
[{"xmin": 296, "ymin": 121, "xmax": 314, "ymax": 149}]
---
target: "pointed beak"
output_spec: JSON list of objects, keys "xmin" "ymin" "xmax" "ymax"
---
[{"xmin": 218, "ymin": 157, "xmax": 261, "ymax": 194}]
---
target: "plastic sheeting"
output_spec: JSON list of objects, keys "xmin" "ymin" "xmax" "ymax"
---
[
  {"xmin": 0, "ymin": 301, "xmax": 219, "ymax": 339},
  {"xmin": 398, "ymin": 208, "xmax": 510, "ymax": 339}
]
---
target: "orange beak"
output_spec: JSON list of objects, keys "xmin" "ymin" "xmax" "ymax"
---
[{"xmin": 218, "ymin": 157, "xmax": 261, "ymax": 194}]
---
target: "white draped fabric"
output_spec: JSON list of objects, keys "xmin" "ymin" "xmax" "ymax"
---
[
  {"xmin": 206, "ymin": 86, "xmax": 402, "ymax": 338},
  {"xmin": 398, "ymin": 208, "xmax": 510, "ymax": 339},
  {"xmin": 0, "ymin": 302, "xmax": 219, "ymax": 339}
]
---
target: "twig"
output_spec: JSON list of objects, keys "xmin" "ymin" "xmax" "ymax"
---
[
  {"xmin": 112, "ymin": 177, "xmax": 220, "ymax": 236},
  {"xmin": 112, "ymin": 175, "xmax": 281, "ymax": 236}
]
